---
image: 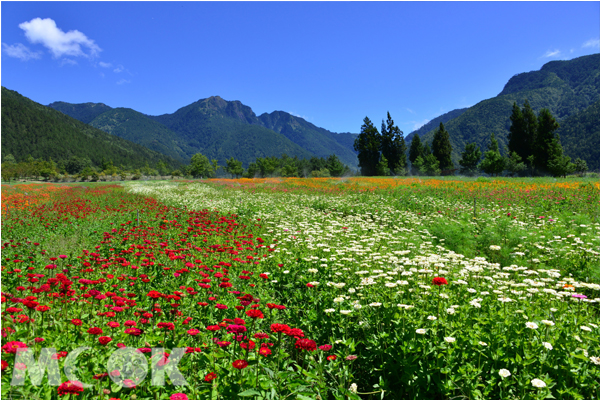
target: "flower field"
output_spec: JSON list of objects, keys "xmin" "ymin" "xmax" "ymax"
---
[{"xmin": 1, "ymin": 178, "xmax": 599, "ymax": 400}]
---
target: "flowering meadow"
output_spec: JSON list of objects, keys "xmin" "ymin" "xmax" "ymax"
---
[{"xmin": 1, "ymin": 178, "xmax": 599, "ymax": 400}]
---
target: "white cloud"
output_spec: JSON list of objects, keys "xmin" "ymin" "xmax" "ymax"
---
[
  {"xmin": 543, "ymin": 49, "xmax": 561, "ymax": 58},
  {"xmin": 2, "ymin": 42, "xmax": 41, "ymax": 60},
  {"xmin": 99, "ymin": 61, "xmax": 112, "ymax": 68},
  {"xmin": 405, "ymin": 108, "xmax": 415, "ymax": 114},
  {"xmin": 582, "ymin": 38, "xmax": 600, "ymax": 49},
  {"xmin": 116, "ymin": 79, "xmax": 131, "ymax": 85},
  {"xmin": 19, "ymin": 17, "xmax": 101, "ymax": 58},
  {"xmin": 113, "ymin": 64, "xmax": 124, "ymax": 73}
]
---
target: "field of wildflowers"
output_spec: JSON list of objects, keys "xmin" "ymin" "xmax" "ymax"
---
[{"xmin": 1, "ymin": 178, "xmax": 599, "ymax": 400}]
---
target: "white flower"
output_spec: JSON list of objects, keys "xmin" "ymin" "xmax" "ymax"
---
[
  {"xmin": 307, "ymin": 268, "xmax": 318, "ymax": 274},
  {"xmin": 349, "ymin": 383, "xmax": 358, "ymax": 393},
  {"xmin": 541, "ymin": 320, "xmax": 555, "ymax": 326},
  {"xmin": 348, "ymin": 288, "xmax": 356, "ymax": 293},
  {"xmin": 369, "ymin": 302, "xmax": 382, "ymax": 307},
  {"xmin": 469, "ymin": 300, "xmax": 482, "ymax": 308},
  {"xmin": 283, "ymin": 270, "xmax": 290, "ymax": 274},
  {"xmin": 427, "ymin": 316, "xmax": 437, "ymax": 321},
  {"xmin": 324, "ymin": 308, "xmax": 336, "ymax": 313},
  {"xmin": 580, "ymin": 325, "xmax": 592, "ymax": 332},
  {"xmin": 479, "ymin": 341, "xmax": 488, "ymax": 346},
  {"xmin": 467, "ymin": 288, "xmax": 477, "ymax": 293},
  {"xmin": 309, "ymin": 281, "xmax": 320, "ymax": 286},
  {"xmin": 340, "ymin": 310, "xmax": 352, "ymax": 315},
  {"xmin": 446, "ymin": 308, "xmax": 455, "ymax": 315},
  {"xmin": 498, "ymin": 369, "xmax": 511, "ymax": 378},
  {"xmin": 531, "ymin": 378, "xmax": 546, "ymax": 388},
  {"xmin": 590, "ymin": 356, "xmax": 600, "ymax": 365},
  {"xmin": 490, "ymin": 245, "xmax": 501, "ymax": 251},
  {"xmin": 416, "ymin": 329, "xmax": 426, "ymax": 335},
  {"xmin": 354, "ymin": 304, "xmax": 363, "ymax": 310},
  {"xmin": 333, "ymin": 297, "xmax": 345, "ymax": 303},
  {"xmin": 526, "ymin": 322, "xmax": 539, "ymax": 330},
  {"xmin": 574, "ymin": 335, "xmax": 582, "ymax": 343},
  {"xmin": 444, "ymin": 337, "xmax": 455, "ymax": 343},
  {"xmin": 542, "ymin": 342, "xmax": 553, "ymax": 350}
]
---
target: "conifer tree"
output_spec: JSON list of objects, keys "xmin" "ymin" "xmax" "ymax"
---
[
  {"xmin": 458, "ymin": 142, "xmax": 481, "ymax": 176},
  {"xmin": 534, "ymin": 108, "xmax": 560, "ymax": 173},
  {"xmin": 479, "ymin": 133, "xmax": 505, "ymax": 176},
  {"xmin": 408, "ymin": 134, "xmax": 424, "ymax": 175},
  {"xmin": 380, "ymin": 112, "xmax": 408, "ymax": 175},
  {"xmin": 508, "ymin": 100, "xmax": 537, "ymax": 171},
  {"xmin": 354, "ymin": 117, "xmax": 381, "ymax": 176},
  {"xmin": 431, "ymin": 122, "xmax": 453, "ymax": 170}
]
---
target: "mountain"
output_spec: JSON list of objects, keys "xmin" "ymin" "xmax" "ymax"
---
[
  {"xmin": 1, "ymin": 87, "xmax": 180, "ymax": 170},
  {"xmin": 557, "ymin": 100, "xmax": 600, "ymax": 170},
  {"xmin": 150, "ymin": 96, "xmax": 316, "ymax": 167},
  {"xmin": 415, "ymin": 53, "xmax": 600, "ymax": 166},
  {"xmin": 404, "ymin": 108, "xmax": 468, "ymax": 143},
  {"xmin": 51, "ymin": 95, "xmax": 359, "ymax": 168},
  {"xmin": 47, "ymin": 101, "xmax": 112, "ymax": 124},
  {"xmin": 87, "ymin": 108, "xmax": 196, "ymax": 163},
  {"xmin": 257, "ymin": 110, "xmax": 358, "ymax": 167}
]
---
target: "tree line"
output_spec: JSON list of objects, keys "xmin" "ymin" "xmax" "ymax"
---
[
  {"xmin": 354, "ymin": 104, "xmax": 589, "ymax": 178},
  {"xmin": 1, "ymin": 153, "xmax": 353, "ymax": 183}
]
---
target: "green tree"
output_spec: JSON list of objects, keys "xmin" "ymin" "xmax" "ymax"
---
[
  {"xmin": 508, "ymin": 100, "xmax": 537, "ymax": 171},
  {"xmin": 354, "ymin": 117, "xmax": 381, "ymax": 176},
  {"xmin": 244, "ymin": 162, "xmax": 259, "ymax": 178},
  {"xmin": 431, "ymin": 122, "xmax": 453, "ymax": 170},
  {"xmin": 380, "ymin": 112, "xmax": 408, "ymax": 175},
  {"xmin": 256, "ymin": 157, "xmax": 278, "ymax": 177},
  {"xmin": 376, "ymin": 154, "xmax": 390, "ymax": 176},
  {"xmin": 547, "ymin": 137, "xmax": 575, "ymax": 177},
  {"xmin": 479, "ymin": 133, "xmax": 505, "ymax": 176},
  {"xmin": 504, "ymin": 149, "xmax": 526, "ymax": 177},
  {"xmin": 534, "ymin": 108, "xmax": 560, "ymax": 173},
  {"xmin": 458, "ymin": 142, "xmax": 481, "ymax": 176},
  {"xmin": 408, "ymin": 134, "xmax": 424, "ymax": 175},
  {"xmin": 325, "ymin": 154, "xmax": 347, "ymax": 177},
  {"xmin": 573, "ymin": 158, "xmax": 588, "ymax": 176},
  {"xmin": 225, "ymin": 157, "xmax": 244, "ymax": 178},
  {"xmin": 189, "ymin": 153, "xmax": 214, "ymax": 178}
]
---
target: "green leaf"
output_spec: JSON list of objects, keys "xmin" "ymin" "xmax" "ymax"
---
[{"xmin": 238, "ymin": 389, "xmax": 261, "ymax": 397}]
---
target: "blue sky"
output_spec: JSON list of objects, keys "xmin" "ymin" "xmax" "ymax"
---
[{"xmin": 2, "ymin": 2, "xmax": 599, "ymax": 135}]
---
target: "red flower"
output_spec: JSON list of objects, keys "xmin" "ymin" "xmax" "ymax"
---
[
  {"xmin": 170, "ymin": 393, "xmax": 188, "ymax": 400},
  {"xmin": 157, "ymin": 322, "xmax": 175, "ymax": 331},
  {"xmin": 2, "ymin": 341, "xmax": 27, "ymax": 354},
  {"xmin": 270, "ymin": 323, "xmax": 291, "ymax": 334},
  {"xmin": 295, "ymin": 339, "xmax": 317, "ymax": 352},
  {"xmin": 232, "ymin": 359, "xmax": 248, "ymax": 369},
  {"xmin": 206, "ymin": 325, "xmax": 220, "ymax": 331},
  {"xmin": 258, "ymin": 347, "xmax": 272, "ymax": 357},
  {"xmin": 204, "ymin": 372, "xmax": 217, "ymax": 382},
  {"xmin": 71, "ymin": 319, "xmax": 83, "ymax": 326},
  {"xmin": 57, "ymin": 381, "xmax": 84, "ymax": 396},
  {"xmin": 107, "ymin": 321, "xmax": 120, "ymax": 328},
  {"xmin": 327, "ymin": 355, "xmax": 337, "ymax": 361},
  {"xmin": 226, "ymin": 324, "xmax": 247, "ymax": 334},
  {"xmin": 319, "ymin": 344, "xmax": 332, "ymax": 351},
  {"xmin": 36, "ymin": 305, "xmax": 50, "ymax": 312},
  {"xmin": 253, "ymin": 332, "xmax": 269, "ymax": 340},
  {"xmin": 98, "ymin": 336, "xmax": 112, "ymax": 345},
  {"xmin": 125, "ymin": 328, "xmax": 142, "ymax": 336},
  {"xmin": 432, "ymin": 277, "xmax": 448, "ymax": 286},
  {"xmin": 245, "ymin": 309, "xmax": 264, "ymax": 319},
  {"xmin": 286, "ymin": 328, "xmax": 304, "ymax": 339},
  {"xmin": 87, "ymin": 327, "xmax": 103, "ymax": 335},
  {"xmin": 187, "ymin": 328, "xmax": 200, "ymax": 336}
]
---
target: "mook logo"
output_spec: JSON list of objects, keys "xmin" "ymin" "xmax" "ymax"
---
[{"xmin": 10, "ymin": 347, "xmax": 188, "ymax": 387}]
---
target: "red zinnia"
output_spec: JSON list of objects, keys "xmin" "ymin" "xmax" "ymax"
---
[
  {"xmin": 2, "ymin": 341, "xmax": 27, "ymax": 354},
  {"xmin": 327, "ymin": 355, "xmax": 337, "ymax": 361},
  {"xmin": 204, "ymin": 372, "xmax": 217, "ymax": 382},
  {"xmin": 258, "ymin": 347, "xmax": 272, "ymax": 357},
  {"xmin": 170, "ymin": 393, "xmax": 188, "ymax": 400},
  {"xmin": 57, "ymin": 381, "xmax": 84, "ymax": 396},
  {"xmin": 319, "ymin": 344, "xmax": 332, "ymax": 351},
  {"xmin": 245, "ymin": 309, "xmax": 264, "ymax": 319},
  {"xmin": 295, "ymin": 339, "xmax": 317, "ymax": 352},
  {"xmin": 432, "ymin": 277, "xmax": 448, "ymax": 286},
  {"xmin": 98, "ymin": 336, "xmax": 112, "ymax": 345},
  {"xmin": 87, "ymin": 327, "xmax": 103, "ymax": 335},
  {"xmin": 270, "ymin": 323, "xmax": 291, "ymax": 334},
  {"xmin": 232, "ymin": 359, "xmax": 248, "ymax": 369}
]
